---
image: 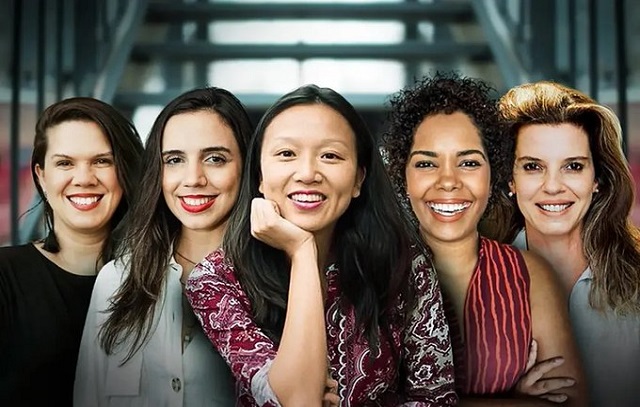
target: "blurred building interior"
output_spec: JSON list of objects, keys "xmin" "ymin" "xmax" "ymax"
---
[{"xmin": 1, "ymin": 0, "xmax": 639, "ymax": 245}]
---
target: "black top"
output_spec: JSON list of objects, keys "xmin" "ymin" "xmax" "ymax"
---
[{"xmin": 0, "ymin": 244, "xmax": 96, "ymax": 406}]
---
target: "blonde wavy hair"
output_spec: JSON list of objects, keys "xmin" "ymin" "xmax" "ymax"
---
[{"xmin": 496, "ymin": 81, "xmax": 640, "ymax": 315}]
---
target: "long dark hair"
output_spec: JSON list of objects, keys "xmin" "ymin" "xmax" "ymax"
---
[
  {"xmin": 224, "ymin": 84, "xmax": 412, "ymax": 346},
  {"xmin": 99, "ymin": 87, "xmax": 253, "ymax": 361},
  {"xmin": 498, "ymin": 81, "xmax": 640, "ymax": 314},
  {"xmin": 31, "ymin": 97, "xmax": 143, "ymax": 266}
]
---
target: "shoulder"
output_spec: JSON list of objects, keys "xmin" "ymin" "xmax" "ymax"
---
[
  {"xmin": 191, "ymin": 248, "xmax": 236, "ymax": 280},
  {"xmin": 188, "ymin": 248, "xmax": 241, "ymax": 295},
  {"xmin": 91, "ymin": 257, "xmax": 130, "ymax": 304},
  {"xmin": 479, "ymin": 237, "xmax": 530, "ymax": 274},
  {"xmin": 517, "ymin": 249, "xmax": 565, "ymax": 306},
  {"xmin": 0, "ymin": 244, "xmax": 43, "ymax": 285},
  {"xmin": 0, "ymin": 244, "xmax": 38, "ymax": 267}
]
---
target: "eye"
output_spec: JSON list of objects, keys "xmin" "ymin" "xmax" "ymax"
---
[
  {"xmin": 414, "ymin": 160, "xmax": 435, "ymax": 168},
  {"xmin": 56, "ymin": 160, "xmax": 72, "ymax": 167},
  {"xmin": 460, "ymin": 160, "xmax": 481, "ymax": 168},
  {"xmin": 566, "ymin": 162, "xmax": 584, "ymax": 171},
  {"xmin": 276, "ymin": 150, "xmax": 295, "ymax": 158},
  {"xmin": 205, "ymin": 154, "xmax": 227, "ymax": 165},
  {"xmin": 94, "ymin": 158, "xmax": 113, "ymax": 166},
  {"xmin": 522, "ymin": 162, "xmax": 541, "ymax": 171},
  {"xmin": 164, "ymin": 156, "xmax": 183, "ymax": 165},
  {"xmin": 321, "ymin": 152, "xmax": 342, "ymax": 160}
]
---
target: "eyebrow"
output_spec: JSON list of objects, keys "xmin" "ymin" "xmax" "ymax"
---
[
  {"xmin": 161, "ymin": 146, "xmax": 232, "ymax": 156},
  {"xmin": 50, "ymin": 152, "xmax": 113, "ymax": 160},
  {"xmin": 516, "ymin": 155, "xmax": 589, "ymax": 162},
  {"xmin": 270, "ymin": 135, "xmax": 351, "ymax": 148},
  {"xmin": 409, "ymin": 149, "xmax": 487, "ymax": 160}
]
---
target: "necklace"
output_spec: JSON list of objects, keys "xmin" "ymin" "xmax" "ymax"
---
[{"xmin": 174, "ymin": 250, "xmax": 197, "ymax": 266}]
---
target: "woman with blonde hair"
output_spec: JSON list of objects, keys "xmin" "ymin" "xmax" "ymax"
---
[{"xmin": 498, "ymin": 81, "xmax": 640, "ymax": 406}]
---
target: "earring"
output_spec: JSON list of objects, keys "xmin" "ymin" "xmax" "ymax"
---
[
  {"xmin": 508, "ymin": 191, "xmax": 515, "ymax": 198},
  {"xmin": 594, "ymin": 188, "xmax": 599, "ymax": 193}
]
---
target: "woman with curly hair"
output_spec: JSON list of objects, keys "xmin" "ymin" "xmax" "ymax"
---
[
  {"xmin": 382, "ymin": 73, "xmax": 586, "ymax": 406},
  {"xmin": 498, "ymin": 81, "xmax": 640, "ymax": 407}
]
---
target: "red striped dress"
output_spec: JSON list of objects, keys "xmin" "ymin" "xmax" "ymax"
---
[{"xmin": 444, "ymin": 237, "xmax": 532, "ymax": 396}]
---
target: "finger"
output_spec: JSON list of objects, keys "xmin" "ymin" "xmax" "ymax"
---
[
  {"xmin": 531, "ymin": 377, "xmax": 576, "ymax": 395},
  {"xmin": 525, "ymin": 339, "xmax": 538, "ymax": 372},
  {"xmin": 540, "ymin": 393, "xmax": 569, "ymax": 403},
  {"xmin": 519, "ymin": 357, "xmax": 565, "ymax": 387},
  {"xmin": 250, "ymin": 198, "xmax": 279, "ymax": 236},
  {"xmin": 323, "ymin": 392, "xmax": 340, "ymax": 405},
  {"xmin": 326, "ymin": 378, "xmax": 338, "ymax": 389}
]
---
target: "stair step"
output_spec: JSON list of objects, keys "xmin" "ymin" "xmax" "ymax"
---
[
  {"xmin": 146, "ymin": 2, "xmax": 474, "ymax": 22},
  {"xmin": 131, "ymin": 42, "xmax": 491, "ymax": 62}
]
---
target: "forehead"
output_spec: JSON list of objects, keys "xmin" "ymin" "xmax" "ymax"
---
[
  {"xmin": 45, "ymin": 120, "xmax": 111, "ymax": 156},
  {"xmin": 263, "ymin": 103, "xmax": 355, "ymax": 145},
  {"xmin": 162, "ymin": 110, "xmax": 237, "ymax": 150},
  {"xmin": 516, "ymin": 123, "xmax": 590, "ymax": 158},
  {"xmin": 412, "ymin": 111, "xmax": 484, "ymax": 150}
]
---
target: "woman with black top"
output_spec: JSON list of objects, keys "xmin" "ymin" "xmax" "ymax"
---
[{"xmin": 0, "ymin": 97, "xmax": 143, "ymax": 406}]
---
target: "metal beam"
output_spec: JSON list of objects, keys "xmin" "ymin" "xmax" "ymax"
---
[
  {"xmin": 146, "ymin": 2, "xmax": 474, "ymax": 22},
  {"xmin": 93, "ymin": 0, "xmax": 149, "ymax": 102},
  {"xmin": 470, "ymin": 0, "xmax": 528, "ymax": 89},
  {"xmin": 115, "ymin": 91, "xmax": 392, "ymax": 110},
  {"xmin": 132, "ymin": 42, "xmax": 491, "ymax": 62}
]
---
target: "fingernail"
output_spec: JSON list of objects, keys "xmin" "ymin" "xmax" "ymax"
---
[
  {"xmin": 567, "ymin": 379, "xmax": 576, "ymax": 385},
  {"xmin": 554, "ymin": 357, "xmax": 565, "ymax": 364}
]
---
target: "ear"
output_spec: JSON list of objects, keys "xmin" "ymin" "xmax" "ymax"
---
[
  {"xmin": 35, "ymin": 164, "xmax": 46, "ymax": 194},
  {"xmin": 508, "ymin": 179, "xmax": 516, "ymax": 195},
  {"xmin": 593, "ymin": 178, "xmax": 599, "ymax": 193},
  {"xmin": 352, "ymin": 168, "xmax": 366, "ymax": 198}
]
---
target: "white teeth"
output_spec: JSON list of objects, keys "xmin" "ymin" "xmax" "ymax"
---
[
  {"xmin": 428, "ymin": 202, "xmax": 470, "ymax": 216},
  {"xmin": 69, "ymin": 196, "xmax": 100, "ymax": 205},
  {"xmin": 290, "ymin": 193, "xmax": 324, "ymax": 202},
  {"xmin": 540, "ymin": 204, "xmax": 570, "ymax": 212},
  {"xmin": 182, "ymin": 197, "xmax": 213, "ymax": 206}
]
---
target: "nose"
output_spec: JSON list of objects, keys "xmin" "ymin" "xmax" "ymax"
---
[
  {"xmin": 293, "ymin": 156, "xmax": 321, "ymax": 184},
  {"xmin": 72, "ymin": 163, "xmax": 98, "ymax": 186},
  {"xmin": 435, "ymin": 163, "xmax": 461, "ymax": 192},
  {"xmin": 184, "ymin": 161, "xmax": 207, "ymax": 187},
  {"xmin": 542, "ymin": 169, "xmax": 565, "ymax": 194}
]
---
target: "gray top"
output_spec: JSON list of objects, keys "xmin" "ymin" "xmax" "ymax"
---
[
  {"xmin": 514, "ymin": 231, "xmax": 640, "ymax": 407},
  {"xmin": 569, "ymin": 267, "xmax": 640, "ymax": 407}
]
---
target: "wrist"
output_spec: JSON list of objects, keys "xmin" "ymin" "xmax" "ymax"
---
[{"xmin": 289, "ymin": 237, "xmax": 317, "ymax": 261}]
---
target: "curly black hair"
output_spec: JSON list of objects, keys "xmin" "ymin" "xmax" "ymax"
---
[{"xmin": 381, "ymin": 72, "xmax": 512, "ymax": 237}]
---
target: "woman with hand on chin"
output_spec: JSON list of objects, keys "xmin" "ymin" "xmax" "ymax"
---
[
  {"xmin": 382, "ymin": 73, "xmax": 587, "ymax": 406},
  {"xmin": 187, "ymin": 84, "xmax": 457, "ymax": 406},
  {"xmin": 0, "ymin": 97, "xmax": 143, "ymax": 406},
  {"xmin": 74, "ymin": 87, "xmax": 251, "ymax": 406},
  {"xmin": 497, "ymin": 81, "xmax": 640, "ymax": 407}
]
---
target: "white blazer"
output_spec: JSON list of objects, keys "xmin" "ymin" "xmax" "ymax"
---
[{"xmin": 74, "ymin": 256, "xmax": 236, "ymax": 407}]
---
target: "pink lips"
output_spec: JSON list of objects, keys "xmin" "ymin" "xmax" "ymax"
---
[
  {"xmin": 180, "ymin": 196, "xmax": 216, "ymax": 213},
  {"xmin": 288, "ymin": 191, "xmax": 326, "ymax": 211},
  {"xmin": 67, "ymin": 194, "xmax": 103, "ymax": 211}
]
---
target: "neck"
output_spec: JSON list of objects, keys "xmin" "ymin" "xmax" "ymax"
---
[
  {"xmin": 525, "ymin": 223, "xmax": 588, "ymax": 292},
  {"xmin": 313, "ymin": 225, "xmax": 336, "ymax": 270},
  {"xmin": 44, "ymin": 225, "xmax": 109, "ymax": 276},
  {"xmin": 174, "ymin": 225, "xmax": 225, "ymax": 280},
  {"xmin": 424, "ymin": 231, "xmax": 480, "ymax": 285}
]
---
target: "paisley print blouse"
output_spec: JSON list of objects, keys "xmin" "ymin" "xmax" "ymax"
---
[{"xmin": 186, "ymin": 249, "xmax": 456, "ymax": 406}]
